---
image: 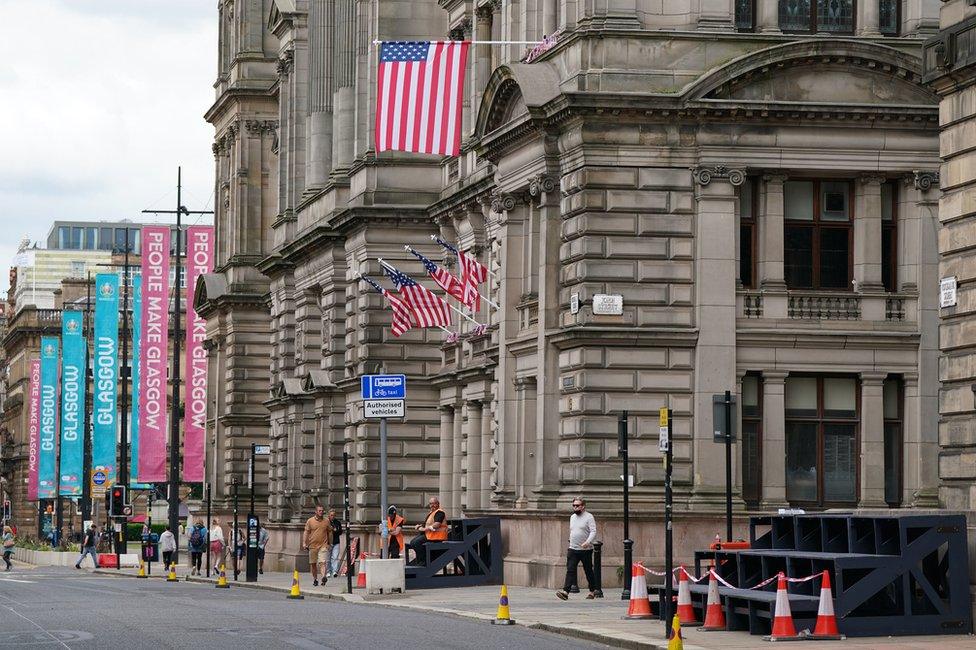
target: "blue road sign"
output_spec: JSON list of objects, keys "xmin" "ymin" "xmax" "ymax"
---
[
  {"xmin": 361, "ymin": 374, "xmax": 406, "ymax": 399},
  {"xmin": 92, "ymin": 471, "xmax": 107, "ymax": 486}
]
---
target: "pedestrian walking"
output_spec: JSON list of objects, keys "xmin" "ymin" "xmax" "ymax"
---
[
  {"xmin": 187, "ymin": 518, "xmax": 207, "ymax": 576},
  {"xmin": 74, "ymin": 524, "xmax": 99, "ymax": 570},
  {"xmin": 555, "ymin": 497, "xmax": 599, "ymax": 600},
  {"xmin": 257, "ymin": 525, "xmax": 270, "ymax": 575},
  {"xmin": 2, "ymin": 525, "xmax": 14, "ymax": 571},
  {"xmin": 209, "ymin": 518, "xmax": 226, "ymax": 565},
  {"xmin": 301, "ymin": 505, "xmax": 332, "ymax": 586},
  {"xmin": 406, "ymin": 497, "xmax": 449, "ymax": 565},
  {"xmin": 384, "ymin": 506, "xmax": 405, "ymax": 560},
  {"xmin": 327, "ymin": 509, "xmax": 343, "ymax": 577},
  {"xmin": 159, "ymin": 525, "xmax": 177, "ymax": 568},
  {"xmin": 233, "ymin": 525, "xmax": 247, "ymax": 575}
]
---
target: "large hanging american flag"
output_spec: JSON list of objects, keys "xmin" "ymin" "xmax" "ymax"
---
[
  {"xmin": 383, "ymin": 264, "xmax": 453, "ymax": 328},
  {"xmin": 361, "ymin": 276, "xmax": 414, "ymax": 337},
  {"xmin": 375, "ymin": 40, "xmax": 470, "ymax": 157},
  {"xmin": 408, "ymin": 248, "xmax": 466, "ymax": 304}
]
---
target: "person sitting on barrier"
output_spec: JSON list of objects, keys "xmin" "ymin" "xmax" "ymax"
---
[
  {"xmin": 383, "ymin": 506, "xmax": 405, "ymax": 559},
  {"xmin": 406, "ymin": 498, "xmax": 448, "ymax": 566}
]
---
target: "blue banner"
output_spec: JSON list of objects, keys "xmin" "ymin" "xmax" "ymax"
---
[
  {"xmin": 129, "ymin": 276, "xmax": 150, "ymax": 488},
  {"xmin": 58, "ymin": 310, "xmax": 86, "ymax": 496},
  {"xmin": 38, "ymin": 337, "xmax": 59, "ymax": 499},
  {"xmin": 93, "ymin": 273, "xmax": 119, "ymax": 488}
]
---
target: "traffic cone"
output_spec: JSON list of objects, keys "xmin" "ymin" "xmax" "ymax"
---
[
  {"xmin": 667, "ymin": 614, "xmax": 683, "ymax": 650},
  {"xmin": 811, "ymin": 570, "xmax": 845, "ymax": 639},
  {"xmin": 699, "ymin": 570, "xmax": 726, "ymax": 631},
  {"xmin": 491, "ymin": 584, "xmax": 516, "ymax": 625},
  {"xmin": 166, "ymin": 563, "xmax": 179, "ymax": 582},
  {"xmin": 287, "ymin": 569, "xmax": 304, "ymax": 599},
  {"xmin": 136, "ymin": 560, "xmax": 147, "ymax": 579},
  {"xmin": 215, "ymin": 564, "xmax": 230, "ymax": 588},
  {"xmin": 766, "ymin": 573, "xmax": 798, "ymax": 640},
  {"xmin": 356, "ymin": 552, "xmax": 367, "ymax": 589},
  {"xmin": 676, "ymin": 565, "xmax": 698, "ymax": 624},
  {"xmin": 623, "ymin": 563, "xmax": 653, "ymax": 619}
]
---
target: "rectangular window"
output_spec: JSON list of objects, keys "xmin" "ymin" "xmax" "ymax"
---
[
  {"xmin": 84, "ymin": 227, "xmax": 96, "ymax": 250},
  {"xmin": 128, "ymin": 229, "xmax": 139, "ymax": 254},
  {"xmin": 883, "ymin": 377, "xmax": 902, "ymax": 506},
  {"xmin": 739, "ymin": 177, "xmax": 757, "ymax": 288},
  {"xmin": 882, "ymin": 181, "xmax": 897, "ymax": 292},
  {"xmin": 786, "ymin": 375, "xmax": 859, "ymax": 506},
  {"xmin": 741, "ymin": 374, "xmax": 763, "ymax": 505},
  {"xmin": 115, "ymin": 228, "xmax": 127, "ymax": 251},
  {"xmin": 784, "ymin": 180, "xmax": 852, "ymax": 291},
  {"xmin": 70, "ymin": 261, "xmax": 85, "ymax": 277},
  {"xmin": 71, "ymin": 227, "xmax": 83, "ymax": 250},
  {"xmin": 735, "ymin": 0, "xmax": 755, "ymax": 31},
  {"xmin": 879, "ymin": 0, "xmax": 900, "ymax": 36},
  {"xmin": 99, "ymin": 227, "xmax": 113, "ymax": 250},
  {"xmin": 58, "ymin": 226, "xmax": 70, "ymax": 249},
  {"xmin": 779, "ymin": 0, "xmax": 854, "ymax": 34}
]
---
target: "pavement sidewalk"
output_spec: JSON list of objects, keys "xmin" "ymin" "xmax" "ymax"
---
[{"xmin": 95, "ymin": 564, "xmax": 973, "ymax": 650}]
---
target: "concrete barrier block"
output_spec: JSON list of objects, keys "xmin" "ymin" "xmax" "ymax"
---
[{"xmin": 364, "ymin": 558, "xmax": 405, "ymax": 595}]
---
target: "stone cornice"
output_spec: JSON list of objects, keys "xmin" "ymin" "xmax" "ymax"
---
[{"xmin": 548, "ymin": 327, "xmax": 698, "ymax": 351}]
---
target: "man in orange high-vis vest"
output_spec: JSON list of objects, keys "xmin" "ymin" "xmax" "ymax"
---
[
  {"xmin": 384, "ymin": 506, "xmax": 405, "ymax": 559},
  {"xmin": 406, "ymin": 497, "xmax": 449, "ymax": 565}
]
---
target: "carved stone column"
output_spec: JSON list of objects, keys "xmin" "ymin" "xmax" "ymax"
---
[
  {"xmin": 332, "ymin": 0, "xmax": 355, "ymax": 172},
  {"xmin": 857, "ymin": 0, "xmax": 881, "ymax": 36},
  {"xmin": 757, "ymin": 0, "xmax": 781, "ymax": 33},
  {"xmin": 855, "ymin": 174, "xmax": 886, "ymax": 292},
  {"xmin": 465, "ymin": 401, "xmax": 482, "ymax": 510},
  {"xmin": 306, "ymin": 0, "xmax": 333, "ymax": 189},
  {"xmin": 439, "ymin": 406, "xmax": 454, "ymax": 514},
  {"xmin": 760, "ymin": 371, "xmax": 788, "ymax": 508},
  {"xmin": 860, "ymin": 372, "xmax": 887, "ymax": 507}
]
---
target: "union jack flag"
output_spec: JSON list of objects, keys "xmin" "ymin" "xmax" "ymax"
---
[
  {"xmin": 408, "ymin": 248, "xmax": 466, "ymax": 303},
  {"xmin": 375, "ymin": 41, "xmax": 470, "ymax": 157},
  {"xmin": 361, "ymin": 275, "xmax": 413, "ymax": 337},
  {"xmin": 382, "ymin": 264, "xmax": 453, "ymax": 328}
]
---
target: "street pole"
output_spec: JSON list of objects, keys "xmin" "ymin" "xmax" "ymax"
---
[
  {"xmin": 619, "ymin": 410, "xmax": 631, "ymax": 600},
  {"xmin": 342, "ymin": 452, "xmax": 353, "ymax": 594},
  {"xmin": 81, "ymin": 273, "xmax": 93, "ymax": 528},
  {"xmin": 119, "ymin": 233, "xmax": 130, "ymax": 555},
  {"xmin": 249, "ymin": 444, "xmax": 256, "ymax": 518},
  {"xmin": 664, "ymin": 408, "xmax": 674, "ymax": 638},
  {"xmin": 147, "ymin": 490, "xmax": 153, "ymax": 576},
  {"xmin": 142, "ymin": 167, "xmax": 214, "ymax": 567},
  {"xmin": 724, "ymin": 389, "xmax": 733, "ymax": 543},
  {"xmin": 379, "ymin": 417, "xmax": 389, "ymax": 559},
  {"xmin": 232, "ymin": 481, "xmax": 239, "ymax": 581},
  {"xmin": 205, "ymin": 482, "xmax": 211, "ymax": 578}
]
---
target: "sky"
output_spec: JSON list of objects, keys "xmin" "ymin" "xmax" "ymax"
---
[{"xmin": 0, "ymin": 0, "xmax": 218, "ymax": 296}]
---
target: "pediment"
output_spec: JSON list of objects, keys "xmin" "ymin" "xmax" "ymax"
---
[
  {"xmin": 193, "ymin": 272, "xmax": 228, "ymax": 311},
  {"xmin": 301, "ymin": 370, "xmax": 336, "ymax": 392},
  {"xmin": 707, "ymin": 64, "xmax": 935, "ymax": 106}
]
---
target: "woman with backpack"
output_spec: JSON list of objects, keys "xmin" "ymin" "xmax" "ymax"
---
[{"xmin": 187, "ymin": 519, "xmax": 207, "ymax": 576}]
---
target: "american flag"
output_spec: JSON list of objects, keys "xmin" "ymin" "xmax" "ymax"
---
[
  {"xmin": 382, "ymin": 264, "xmax": 453, "ymax": 328},
  {"xmin": 408, "ymin": 248, "xmax": 466, "ymax": 303},
  {"xmin": 375, "ymin": 40, "xmax": 470, "ymax": 157},
  {"xmin": 458, "ymin": 249, "xmax": 488, "ymax": 310},
  {"xmin": 361, "ymin": 276, "xmax": 413, "ymax": 337}
]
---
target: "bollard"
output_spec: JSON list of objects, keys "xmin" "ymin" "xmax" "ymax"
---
[{"xmin": 592, "ymin": 541, "xmax": 604, "ymax": 597}]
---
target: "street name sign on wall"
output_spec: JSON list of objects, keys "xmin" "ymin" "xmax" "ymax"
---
[
  {"xmin": 940, "ymin": 276, "xmax": 958, "ymax": 308},
  {"xmin": 361, "ymin": 374, "xmax": 406, "ymax": 399},
  {"xmin": 364, "ymin": 399, "xmax": 405, "ymax": 418},
  {"xmin": 592, "ymin": 294, "xmax": 624, "ymax": 316}
]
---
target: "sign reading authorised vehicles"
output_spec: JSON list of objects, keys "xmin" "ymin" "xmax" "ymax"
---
[
  {"xmin": 361, "ymin": 374, "xmax": 406, "ymax": 399},
  {"xmin": 364, "ymin": 399, "xmax": 405, "ymax": 418}
]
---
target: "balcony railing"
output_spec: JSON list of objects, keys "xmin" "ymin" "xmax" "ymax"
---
[{"xmin": 788, "ymin": 293, "xmax": 861, "ymax": 320}]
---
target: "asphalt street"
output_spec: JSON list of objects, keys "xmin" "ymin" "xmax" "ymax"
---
[{"xmin": 0, "ymin": 566, "xmax": 608, "ymax": 649}]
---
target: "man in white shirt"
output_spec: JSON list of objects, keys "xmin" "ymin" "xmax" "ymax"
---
[{"xmin": 556, "ymin": 496, "xmax": 599, "ymax": 600}]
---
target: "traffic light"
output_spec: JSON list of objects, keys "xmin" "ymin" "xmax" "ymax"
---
[
  {"xmin": 2, "ymin": 500, "xmax": 10, "ymax": 521},
  {"xmin": 110, "ymin": 485, "xmax": 127, "ymax": 518}
]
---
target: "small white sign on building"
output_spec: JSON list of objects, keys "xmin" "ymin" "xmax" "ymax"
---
[
  {"xmin": 940, "ymin": 276, "xmax": 958, "ymax": 308},
  {"xmin": 570, "ymin": 293, "xmax": 580, "ymax": 315},
  {"xmin": 364, "ymin": 399, "xmax": 405, "ymax": 419},
  {"xmin": 592, "ymin": 294, "xmax": 623, "ymax": 316}
]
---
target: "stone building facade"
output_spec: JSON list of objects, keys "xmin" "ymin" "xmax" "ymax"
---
[
  {"xmin": 922, "ymin": 0, "xmax": 976, "ymax": 616},
  {"xmin": 207, "ymin": 0, "xmax": 945, "ymax": 586}
]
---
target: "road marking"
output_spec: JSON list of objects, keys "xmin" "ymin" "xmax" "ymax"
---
[
  {"xmin": 0, "ymin": 577, "xmax": 35, "ymax": 583},
  {"xmin": 0, "ymin": 604, "xmax": 71, "ymax": 649}
]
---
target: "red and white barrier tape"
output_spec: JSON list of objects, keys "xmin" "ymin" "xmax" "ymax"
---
[{"xmin": 637, "ymin": 563, "xmax": 824, "ymax": 592}]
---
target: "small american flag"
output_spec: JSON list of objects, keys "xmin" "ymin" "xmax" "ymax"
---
[
  {"xmin": 375, "ymin": 41, "xmax": 470, "ymax": 157},
  {"xmin": 362, "ymin": 275, "xmax": 413, "ymax": 337},
  {"xmin": 409, "ymin": 248, "xmax": 465, "ymax": 303},
  {"xmin": 383, "ymin": 264, "xmax": 453, "ymax": 328},
  {"xmin": 458, "ymin": 249, "xmax": 488, "ymax": 310}
]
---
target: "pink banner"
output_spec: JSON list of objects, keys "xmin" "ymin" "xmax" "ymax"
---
[
  {"xmin": 138, "ymin": 226, "xmax": 171, "ymax": 482},
  {"xmin": 27, "ymin": 359, "xmax": 40, "ymax": 501},
  {"xmin": 182, "ymin": 226, "xmax": 214, "ymax": 483}
]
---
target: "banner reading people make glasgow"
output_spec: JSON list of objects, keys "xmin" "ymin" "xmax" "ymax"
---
[
  {"xmin": 38, "ymin": 338, "xmax": 59, "ymax": 500},
  {"xmin": 183, "ymin": 226, "xmax": 214, "ymax": 482},
  {"xmin": 58, "ymin": 311, "xmax": 86, "ymax": 497},
  {"xmin": 138, "ymin": 226, "xmax": 170, "ymax": 482},
  {"xmin": 27, "ymin": 358, "xmax": 41, "ymax": 501},
  {"xmin": 92, "ymin": 273, "xmax": 120, "ymax": 488}
]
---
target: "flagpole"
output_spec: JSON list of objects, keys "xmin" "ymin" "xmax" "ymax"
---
[
  {"xmin": 403, "ymin": 245, "xmax": 500, "ymax": 310},
  {"xmin": 430, "ymin": 234, "xmax": 499, "ymax": 279},
  {"xmin": 377, "ymin": 258, "xmax": 482, "ymax": 326},
  {"xmin": 371, "ymin": 39, "xmax": 541, "ymax": 46}
]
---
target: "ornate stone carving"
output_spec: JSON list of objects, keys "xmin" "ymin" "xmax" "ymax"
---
[
  {"xmin": 475, "ymin": 3, "xmax": 495, "ymax": 21},
  {"xmin": 449, "ymin": 18, "xmax": 472, "ymax": 41},
  {"xmin": 244, "ymin": 119, "xmax": 279, "ymax": 136},
  {"xmin": 277, "ymin": 49, "xmax": 294, "ymax": 77},
  {"xmin": 489, "ymin": 192, "xmax": 518, "ymax": 213},
  {"xmin": 528, "ymin": 174, "xmax": 557, "ymax": 198},
  {"xmin": 858, "ymin": 173, "xmax": 887, "ymax": 186},
  {"xmin": 691, "ymin": 165, "xmax": 746, "ymax": 186},
  {"xmin": 913, "ymin": 170, "xmax": 940, "ymax": 192}
]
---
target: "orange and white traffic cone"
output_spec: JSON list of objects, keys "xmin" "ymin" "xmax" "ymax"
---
[
  {"xmin": 356, "ymin": 552, "xmax": 367, "ymax": 589},
  {"xmin": 676, "ymin": 566, "xmax": 698, "ymax": 625},
  {"xmin": 811, "ymin": 570, "xmax": 845, "ymax": 639},
  {"xmin": 766, "ymin": 573, "xmax": 798, "ymax": 641},
  {"xmin": 623, "ymin": 564, "xmax": 653, "ymax": 620},
  {"xmin": 699, "ymin": 570, "xmax": 726, "ymax": 631}
]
